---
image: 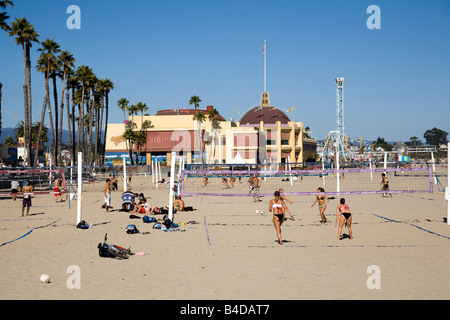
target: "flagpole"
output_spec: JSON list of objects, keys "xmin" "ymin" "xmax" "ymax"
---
[{"xmin": 264, "ymin": 39, "xmax": 267, "ymax": 92}]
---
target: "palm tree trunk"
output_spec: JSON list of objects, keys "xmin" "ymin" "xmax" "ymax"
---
[
  {"xmin": 34, "ymin": 94, "xmax": 48, "ymax": 167},
  {"xmin": 47, "ymin": 98, "xmax": 55, "ymax": 166},
  {"xmin": 77, "ymin": 85, "xmax": 85, "ymax": 155},
  {"xmin": 21, "ymin": 43, "xmax": 30, "ymax": 166},
  {"xmin": 71, "ymin": 86, "xmax": 76, "ymax": 163},
  {"xmin": 65, "ymin": 80, "xmax": 73, "ymax": 165},
  {"xmin": 26, "ymin": 44, "xmax": 33, "ymax": 167},
  {"xmin": 51, "ymin": 74, "xmax": 58, "ymax": 165},
  {"xmin": 102, "ymin": 92, "xmax": 109, "ymax": 164},
  {"xmin": 58, "ymin": 71, "xmax": 67, "ymax": 166}
]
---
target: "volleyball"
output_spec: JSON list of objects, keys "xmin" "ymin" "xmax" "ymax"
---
[
  {"xmin": 255, "ymin": 209, "xmax": 260, "ymax": 214},
  {"xmin": 293, "ymin": 176, "xmax": 298, "ymax": 182},
  {"xmin": 40, "ymin": 274, "xmax": 51, "ymax": 283},
  {"xmin": 260, "ymin": 210, "xmax": 265, "ymax": 215}
]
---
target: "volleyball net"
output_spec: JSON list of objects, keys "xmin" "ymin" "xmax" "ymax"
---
[
  {"xmin": 179, "ymin": 166, "xmax": 434, "ymax": 197},
  {"xmin": 0, "ymin": 168, "xmax": 67, "ymax": 197}
]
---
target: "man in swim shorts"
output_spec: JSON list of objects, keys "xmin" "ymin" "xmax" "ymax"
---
[
  {"xmin": 104, "ymin": 178, "xmax": 112, "ymax": 212},
  {"xmin": 21, "ymin": 180, "xmax": 33, "ymax": 217}
]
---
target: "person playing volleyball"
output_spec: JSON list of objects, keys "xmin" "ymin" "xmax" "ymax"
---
[
  {"xmin": 269, "ymin": 191, "xmax": 288, "ymax": 245},
  {"xmin": 311, "ymin": 187, "xmax": 329, "ymax": 223},
  {"xmin": 335, "ymin": 198, "xmax": 353, "ymax": 240}
]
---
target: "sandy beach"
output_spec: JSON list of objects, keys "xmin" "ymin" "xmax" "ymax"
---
[{"xmin": 0, "ymin": 171, "xmax": 449, "ymax": 300}]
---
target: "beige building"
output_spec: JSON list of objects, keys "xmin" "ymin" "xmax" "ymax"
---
[{"xmin": 105, "ymin": 93, "xmax": 317, "ymax": 165}]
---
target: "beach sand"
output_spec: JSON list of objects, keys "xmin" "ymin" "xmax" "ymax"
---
[{"xmin": 0, "ymin": 171, "xmax": 449, "ymax": 300}]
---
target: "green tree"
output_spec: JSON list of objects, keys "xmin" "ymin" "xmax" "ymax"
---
[
  {"xmin": 0, "ymin": 0, "xmax": 13, "ymax": 31},
  {"xmin": 4, "ymin": 136, "xmax": 15, "ymax": 147},
  {"xmin": 9, "ymin": 17, "xmax": 40, "ymax": 166},
  {"xmin": 424, "ymin": 127, "xmax": 448, "ymax": 147},
  {"xmin": 193, "ymin": 111, "xmax": 206, "ymax": 164},
  {"xmin": 189, "ymin": 95, "xmax": 202, "ymax": 110},
  {"xmin": 35, "ymin": 38, "xmax": 61, "ymax": 167},
  {"xmin": 372, "ymin": 137, "xmax": 393, "ymax": 151}
]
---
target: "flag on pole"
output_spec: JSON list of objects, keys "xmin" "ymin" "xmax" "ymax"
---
[
  {"xmin": 236, "ymin": 107, "xmax": 240, "ymax": 115},
  {"xmin": 286, "ymin": 107, "xmax": 295, "ymax": 112}
]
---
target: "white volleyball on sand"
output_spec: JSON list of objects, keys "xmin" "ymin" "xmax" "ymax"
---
[
  {"xmin": 40, "ymin": 274, "xmax": 50, "ymax": 283},
  {"xmin": 293, "ymin": 176, "xmax": 298, "ymax": 182},
  {"xmin": 260, "ymin": 210, "xmax": 265, "ymax": 215},
  {"xmin": 255, "ymin": 209, "xmax": 260, "ymax": 214}
]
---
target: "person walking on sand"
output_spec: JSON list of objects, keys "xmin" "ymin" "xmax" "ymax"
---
[
  {"xmin": 311, "ymin": 187, "xmax": 329, "ymax": 223},
  {"xmin": 11, "ymin": 179, "xmax": 20, "ymax": 201},
  {"xmin": 335, "ymin": 198, "xmax": 353, "ymax": 240},
  {"xmin": 250, "ymin": 174, "xmax": 262, "ymax": 202},
  {"xmin": 380, "ymin": 173, "xmax": 392, "ymax": 198},
  {"xmin": 53, "ymin": 177, "xmax": 62, "ymax": 203},
  {"xmin": 269, "ymin": 190, "xmax": 288, "ymax": 245},
  {"xmin": 21, "ymin": 180, "xmax": 33, "ymax": 217},
  {"xmin": 104, "ymin": 178, "xmax": 112, "ymax": 212}
]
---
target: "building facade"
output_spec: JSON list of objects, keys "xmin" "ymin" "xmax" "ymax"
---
[{"xmin": 105, "ymin": 93, "xmax": 317, "ymax": 165}]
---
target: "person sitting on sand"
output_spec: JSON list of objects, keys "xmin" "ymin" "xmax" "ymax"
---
[
  {"xmin": 174, "ymin": 195, "xmax": 185, "ymax": 211},
  {"xmin": 335, "ymin": 198, "xmax": 353, "ymax": 240},
  {"xmin": 311, "ymin": 187, "xmax": 329, "ymax": 223},
  {"xmin": 269, "ymin": 191, "xmax": 288, "ymax": 245},
  {"xmin": 133, "ymin": 198, "xmax": 150, "ymax": 214}
]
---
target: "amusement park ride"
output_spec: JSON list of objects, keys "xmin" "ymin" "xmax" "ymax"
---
[{"xmin": 318, "ymin": 78, "xmax": 439, "ymax": 165}]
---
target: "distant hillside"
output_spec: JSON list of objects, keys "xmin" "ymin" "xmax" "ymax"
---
[{"xmin": 0, "ymin": 127, "xmax": 75, "ymax": 146}]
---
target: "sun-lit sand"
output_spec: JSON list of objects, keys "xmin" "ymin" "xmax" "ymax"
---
[{"xmin": 0, "ymin": 167, "xmax": 449, "ymax": 300}]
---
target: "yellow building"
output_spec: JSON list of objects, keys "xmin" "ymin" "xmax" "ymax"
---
[{"xmin": 105, "ymin": 93, "xmax": 317, "ymax": 165}]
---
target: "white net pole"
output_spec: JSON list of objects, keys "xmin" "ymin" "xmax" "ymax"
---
[
  {"xmin": 447, "ymin": 142, "xmax": 450, "ymax": 225},
  {"xmin": 123, "ymin": 157, "xmax": 127, "ymax": 192},
  {"xmin": 168, "ymin": 151, "xmax": 176, "ymax": 221},
  {"xmin": 77, "ymin": 152, "xmax": 82, "ymax": 225}
]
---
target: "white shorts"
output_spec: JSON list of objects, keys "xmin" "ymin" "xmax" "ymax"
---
[{"xmin": 104, "ymin": 193, "xmax": 111, "ymax": 206}]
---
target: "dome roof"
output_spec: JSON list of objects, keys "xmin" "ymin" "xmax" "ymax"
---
[{"xmin": 239, "ymin": 106, "xmax": 291, "ymax": 125}]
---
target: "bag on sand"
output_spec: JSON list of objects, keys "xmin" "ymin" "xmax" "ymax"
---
[
  {"xmin": 126, "ymin": 224, "xmax": 140, "ymax": 234},
  {"xmin": 77, "ymin": 220, "xmax": 89, "ymax": 229}
]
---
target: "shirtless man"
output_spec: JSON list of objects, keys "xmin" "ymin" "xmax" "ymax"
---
[
  {"xmin": 21, "ymin": 180, "xmax": 33, "ymax": 217},
  {"xmin": 104, "ymin": 179, "xmax": 112, "ymax": 212}
]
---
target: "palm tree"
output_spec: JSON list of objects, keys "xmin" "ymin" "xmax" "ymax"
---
[
  {"xmin": 189, "ymin": 95, "xmax": 202, "ymax": 110},
  {"xmin": 9, "ymin": 17, "xmax": 40, "ymax": 166},
  {"xmin": 207, "ymin": 106, "xmax": 221, "ymax": 163},
  {"xmin": 74, "ymin": 65, "xmax": 94, "ymax": 163},
  {"xmin": 0, "ymin": 0, "xmax": 13, "ymax": 31},
  {"xmin": 4, "ymin": 136, "xmax": 15, "ymax": 147},
  {"xmin": 117, "ymin": 98, "xmax": 130, "ymax": 128},
  {"xmin": 0, "ymin": 1, "xmax": 12, "ymax": 138},
  {"xmin": 57, "ymin": 50, "xmax": 75, "ymax": 166},
  {"xmin": 35, "ymin": 38, "xmax": 60, "ymax": 166},
  {"xmin": 67, "ymin": 75, "xmax": 80, "ymax": 162},
  {"xmin": 100, "ymin": 78, "xmax": 113, "ymax": 164},
  {"xmin": 193, "ymin": 111, "xmax": 206, "ymax": 164}
]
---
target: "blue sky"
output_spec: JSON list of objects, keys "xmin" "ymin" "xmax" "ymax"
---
[{"xmin": 1, "ymin": 0, "xmax": 449, "ymax": 142}]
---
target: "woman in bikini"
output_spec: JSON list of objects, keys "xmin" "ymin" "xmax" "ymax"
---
[
  {"xmin": 311, "ymin": 187, "xmax": 329, "ymax": 223},
  {"xmin": 335, "ymin": 198, "xmax": 353, "ymax": 240},
  {"xmin": 269, "ymin": 190, "xmax": 288, "ymax": 245}
]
